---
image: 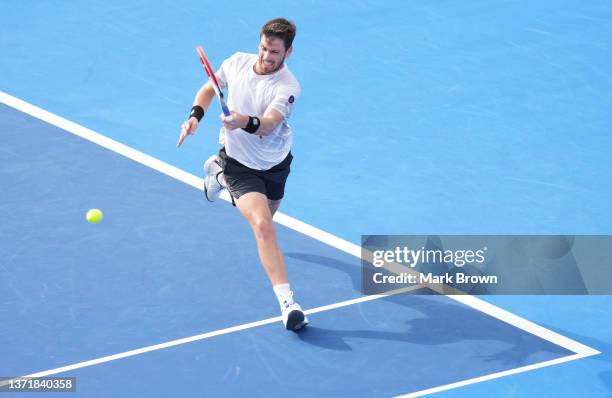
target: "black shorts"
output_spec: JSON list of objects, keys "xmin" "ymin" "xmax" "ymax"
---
[{"xmin": 218, "ymin": 147, "xmax": 293, "ymax": 201}]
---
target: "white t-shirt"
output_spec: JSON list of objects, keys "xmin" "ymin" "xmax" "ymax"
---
[{"xmin": 215, "ymin": 52, "xmax": 301, "ymax": 170}]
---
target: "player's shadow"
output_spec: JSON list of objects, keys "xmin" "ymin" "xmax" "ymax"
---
[
  {"xmin": 287, "ymin": 252, "xmax": 572, "ymax": 366},
  {"xmin": 285, "ymin": 252, "xmax": 362, "ymax": 292}
]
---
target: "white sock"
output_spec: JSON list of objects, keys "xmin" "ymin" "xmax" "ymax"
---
[{"xmin": 273, "ymin": 283, "xmax": 293, "ymax": 306}]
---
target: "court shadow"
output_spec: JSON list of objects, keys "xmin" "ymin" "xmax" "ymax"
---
[
  {"xmin": 296, "ymin": 325, "xmax": 416, "ymax": 351},
  {"xmin": 287, "ymin": 252, "xmax": 572, "ymax": 366},
  {"xmin": 285, "ymin": 252, "xmax": 362, "ymax": 292}
]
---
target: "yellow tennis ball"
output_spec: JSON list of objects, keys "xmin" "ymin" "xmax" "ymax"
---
[{"xmin": 86, "ymin": 209, "xmax": 103, "ymax": 224}]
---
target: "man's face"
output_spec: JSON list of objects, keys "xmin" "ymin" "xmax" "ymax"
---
[{"xmin": 257, "ymin": 35, "xmax": 292, "ymax": 74}]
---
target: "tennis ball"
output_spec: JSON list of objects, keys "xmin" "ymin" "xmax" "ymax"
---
[{"xmin": 86, "ymin": 209, "xmax": 103, "ymax": 224}]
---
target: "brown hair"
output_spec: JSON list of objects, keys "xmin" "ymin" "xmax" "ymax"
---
[{"xmin": 260, "ymin": 18, "xmax": 296, "ymax": 50}]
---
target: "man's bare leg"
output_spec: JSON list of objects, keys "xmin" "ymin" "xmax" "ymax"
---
[{"xmin": 235, "ymin": 192, "xmax": 307, "ymax": 330}]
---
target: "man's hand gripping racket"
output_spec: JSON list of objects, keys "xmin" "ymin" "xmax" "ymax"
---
[{"xmin": 177, "ymin": 46, "xmax": 232, "ymax": 148}]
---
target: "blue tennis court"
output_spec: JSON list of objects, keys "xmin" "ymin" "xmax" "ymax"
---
[
  {"xmin": 0, "ymin": 102, "xmax": 594, "ymax": 396},
  {"xmin": 1, "ymin": 1, "xmax": 611, "ymax": 396}
]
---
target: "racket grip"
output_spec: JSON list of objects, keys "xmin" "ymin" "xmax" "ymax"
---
[{"xmin": 221, "ymin": 105, "xmax": 232, "ymax": 120}]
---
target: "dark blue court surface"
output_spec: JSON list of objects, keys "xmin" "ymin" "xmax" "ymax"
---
[
  {"xmin": 0, "ymin": 105, "xmax": 579, "ymax": 396},
  {"xmin": 64, "ymin": 296, "xmax": 572, "ymax": 398}
]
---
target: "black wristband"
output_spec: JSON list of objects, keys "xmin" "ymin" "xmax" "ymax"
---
[
  {"xmin": 242, "ymin": 116, "xmax": 261, "ymax": 134},
  {"xmin": 189, "ymin": 105, "xmax": 204, "ymax": 122}
]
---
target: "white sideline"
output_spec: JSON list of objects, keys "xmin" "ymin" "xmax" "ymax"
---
[{"xmin": 0, "ymin": 91, "xmax": 600, "ymax": 395}]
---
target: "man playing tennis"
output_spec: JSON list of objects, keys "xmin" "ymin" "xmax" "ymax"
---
[{"xmin": 177, "ymin": 18, "xmax": 307, "ymax": 330}]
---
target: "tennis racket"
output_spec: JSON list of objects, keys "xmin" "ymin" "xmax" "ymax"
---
[{"xmin": 196, "ymin": 46, "xmax": 232, "ymax": 121}]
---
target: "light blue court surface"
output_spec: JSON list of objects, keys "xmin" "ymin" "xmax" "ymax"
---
[{"xmin": 2, "ymin": 0, "xmax": 612, "ymax": 396}]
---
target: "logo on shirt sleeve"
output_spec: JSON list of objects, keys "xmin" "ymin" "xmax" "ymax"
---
[{"xmin": 288, "ymin": 95, "xmax": 295, "ymax": 104}]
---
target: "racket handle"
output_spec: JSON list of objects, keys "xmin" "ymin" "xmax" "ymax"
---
[
  {"xmin": 221, "ymin": 105, "xmax": 232, "ymax": 117},
  {"xmin": 221, "ymin": 105, "xmax": 233, "ymax": 121}
]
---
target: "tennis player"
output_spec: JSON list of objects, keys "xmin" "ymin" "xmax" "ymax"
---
[{"xmin": 177, "ymin": 18, "xmax": 307, "ymax": 330}]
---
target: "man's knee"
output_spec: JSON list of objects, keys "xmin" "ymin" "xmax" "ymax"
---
[{"xmin": 251, "ymin": 217, "xmax": 276, "ymax": 242}]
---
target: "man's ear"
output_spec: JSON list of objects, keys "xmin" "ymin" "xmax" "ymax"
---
[{"xmin": 285, "ymin": 46, "xmax": 293, "ymax": 58}]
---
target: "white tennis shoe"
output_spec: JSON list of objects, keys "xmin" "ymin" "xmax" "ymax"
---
[
  {"xmin": 203, "ymin": 155, "xmax": 225, "ymax": 202},
  {"xmin": 280, "ymin": 296, "xmax": 309, "ymax": 331}
]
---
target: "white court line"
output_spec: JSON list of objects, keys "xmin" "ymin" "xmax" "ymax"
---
[
  {"xmin": 0, "ymin": 91, "xmax": 601, "ymax": 394},
  {"xmin": 1, "ymin": 290, "xmax": 411, "ymax": 382},
  {"xmin": 394, "ymin": 353, "xmax": 592, "ymax": 398}
]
